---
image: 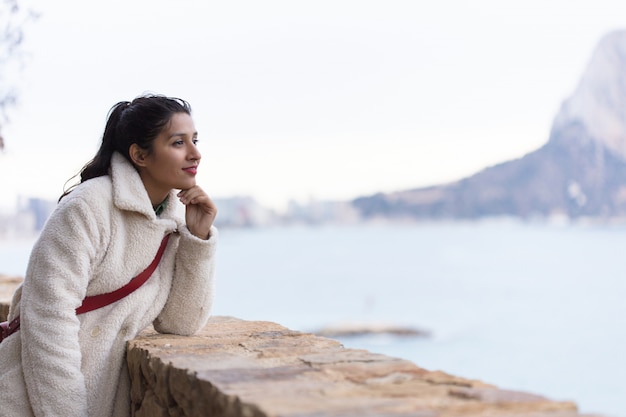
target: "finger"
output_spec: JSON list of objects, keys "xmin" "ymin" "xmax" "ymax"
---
[
  {"xmin": 178, "ymin": 187, "xmax": 206, "ymax": 204},
  {"xmin": 180, "ymin": 190, "xmax": 216, "ymax": 212},
  {"xmin": 177, "ymin": 185, "xmax": 203, "ymax": 199},
  {"xmin": 188, "ymin": 194, "xmax": 211, "ymax": 206}
]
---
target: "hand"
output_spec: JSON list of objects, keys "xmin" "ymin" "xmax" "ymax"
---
[{"xmin": 177, "ymin": 186, "xmax": 217, "ymax": 239}]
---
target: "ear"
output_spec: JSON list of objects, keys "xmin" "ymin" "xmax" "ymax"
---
[{"xmin": 129, "ymin": 144, "xmax": 148, "ymax": 167}]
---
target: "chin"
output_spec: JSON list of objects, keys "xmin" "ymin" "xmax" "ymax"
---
[{"xmin": 177, "ymin": 181, "xmax": 196, "ymax": 190}]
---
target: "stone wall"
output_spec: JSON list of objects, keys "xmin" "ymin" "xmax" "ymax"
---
[{"xmin": 0, "ymin": 275, "xmax": 602, "ymax": 416}]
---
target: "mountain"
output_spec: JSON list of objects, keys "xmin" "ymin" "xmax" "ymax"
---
[{"xmin": 353, "ymin": 30, "xmax": 626, "ymax": 220}]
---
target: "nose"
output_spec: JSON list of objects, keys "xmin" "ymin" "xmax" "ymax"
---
[{"xmin": 188, "ymin": 142, "xmax": 201, "ymax": 161}]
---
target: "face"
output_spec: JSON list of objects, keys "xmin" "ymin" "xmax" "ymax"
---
[{"xmin": 132, "ymin": 112, "xmax": 201, "ymax": 205}]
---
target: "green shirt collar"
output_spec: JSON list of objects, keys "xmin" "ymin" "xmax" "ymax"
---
[{"xmin": 154, "ymin": 197, "xmax": 169, "ymax": 216}]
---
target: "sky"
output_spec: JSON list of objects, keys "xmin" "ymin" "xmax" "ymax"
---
[{"xmin": 1, "ymin": 0, "xmax": 626, "ymax": 211}]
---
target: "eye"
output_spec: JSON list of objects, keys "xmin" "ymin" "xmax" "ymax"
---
[
  {"xmin": 173, "ymin": 140, "xmax": 184, "ymax": 146},
  {"xmin": 192, "ymin": 139, "xmax": 199, "ymax": 145}
]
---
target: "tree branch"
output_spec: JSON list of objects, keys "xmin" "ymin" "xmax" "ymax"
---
[{"xmin": 0, "ymin": 0, "xmax": 39, "ymax": 150}]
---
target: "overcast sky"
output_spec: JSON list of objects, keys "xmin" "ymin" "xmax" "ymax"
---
[{"xmin": 1, "ymin": 0, "xmax": 626, "ymax": 211}]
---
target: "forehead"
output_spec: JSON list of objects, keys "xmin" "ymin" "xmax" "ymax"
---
[{"xmin": 161, "ymin": 112, "xmax": 196, "ymax": 137}]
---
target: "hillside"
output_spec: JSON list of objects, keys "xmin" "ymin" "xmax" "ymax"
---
[{"xmin": 353, "ymin": 30, "xmax": 626, "ymax": 220}]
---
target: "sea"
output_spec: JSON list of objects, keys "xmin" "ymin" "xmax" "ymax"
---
[{"xmin": 1, "ymin": 220, "xmax": 625, "ymax": 417}]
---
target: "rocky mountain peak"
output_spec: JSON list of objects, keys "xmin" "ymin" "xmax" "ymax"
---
[
  {"xmin": 353, "ymin": 29, "xmax": 626, "ymax": 220},
  {"xmin": 551, "ymin": 30, "xmax": 626, "ymax": 159}
]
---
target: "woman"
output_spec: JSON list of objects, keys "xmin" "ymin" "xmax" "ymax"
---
[{"xmin": 0, "ymin": 94, "xmax": 218, "ymax": 417}]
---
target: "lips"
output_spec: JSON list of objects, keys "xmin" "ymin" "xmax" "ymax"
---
[{"xmin": 182, "ymin": 166, "xmax": 198, "ymax": 175}]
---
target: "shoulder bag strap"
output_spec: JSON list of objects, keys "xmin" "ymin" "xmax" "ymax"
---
[
  {"xmin": 2, "ymin": 233, "xmax": 172, "ymax": 343},
  {"xmin": 75, "ymin": 233, "xmax": 171, "ymax": 314}
]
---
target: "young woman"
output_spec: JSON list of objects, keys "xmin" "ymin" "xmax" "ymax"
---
[{"xmin": 0, "ymin": 94, "xmax": 218, "ymax": 417}]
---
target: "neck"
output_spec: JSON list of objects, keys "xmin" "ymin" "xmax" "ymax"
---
[
  {"xmin": 143, "ymin": 183, "xmax": 169, "ymax": 207},
  {"xmin": 150, "ymin": 193, "xmax": 169, "ymax": 208},
  {"xmin": 137, "ymin": 170, "xmax": 170, "ymax": 207}
]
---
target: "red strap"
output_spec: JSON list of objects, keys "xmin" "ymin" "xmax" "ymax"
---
[
  {"xmin": 75, "ymin": 234, "xmax": 171, "ymax": 315},
  {"xmin": 0, "ymin": 234, "xmax": 171, "ymax": 342},
  {"xmin": 0, "ymin": 316, "xmax": 20, "ymax": 342}
]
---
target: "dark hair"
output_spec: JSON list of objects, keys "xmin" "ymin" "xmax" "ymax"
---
[{"xmin": 61, "ymin": 94, "xmax": 192, "ymax": 200}]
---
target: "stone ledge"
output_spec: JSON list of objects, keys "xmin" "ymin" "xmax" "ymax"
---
[
  {"xmin": 127, "ymin": 316, "xmax": 596, "ymax": 417},
  {"xmin": 0, "ymin": 275, "xmax": 602, "ymax": 416}
]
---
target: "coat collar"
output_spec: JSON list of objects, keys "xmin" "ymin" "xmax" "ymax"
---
[{"xmin": 110, "ymin": 152, "xmax": 178, "ymax": 219}]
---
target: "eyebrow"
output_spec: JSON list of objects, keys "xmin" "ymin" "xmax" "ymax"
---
[{"xmin": 168, "ymin": 131, "xmax": 198, "ymax": 139}]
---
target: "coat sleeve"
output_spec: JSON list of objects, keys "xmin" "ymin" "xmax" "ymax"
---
[
  {"xmin": 153, "ymin": 225, "xmax": 218, "ymax": 335},
  {"xmin": 20, "ymin": 196, "xmax": 103, "ymax": 417}
]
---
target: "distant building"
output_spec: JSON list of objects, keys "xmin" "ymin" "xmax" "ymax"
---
[
  {"xmin": 19, "ymin": 197, "xmax": 57, "ymax": 231},
  {"xmin": 213, "ymin": 196, "xmax": 280, "ymax": 228},
  {"xmin": 0, "ymin": 196, "xmax": 56, "ymax": 238},
  {"xmin": 285, "ymin": 198, "xmax": 361, "ymax": 225},
  {"xmin": 0, "ymin": 193, "xmax": 364, "ymax": 237}
]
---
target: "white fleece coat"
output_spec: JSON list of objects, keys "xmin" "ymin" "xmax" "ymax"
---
[{"xmin": 0, "ymin": 153, "xmax": 217, "ymax": 417}]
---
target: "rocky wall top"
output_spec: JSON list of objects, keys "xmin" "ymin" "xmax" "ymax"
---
[
  {"xmin": 127, "ymin": 316, "xmax": 597, "ymax": 417},
  {"xmin": 0, "ymin": 275, "xmax": 601, "ymax": 416}
]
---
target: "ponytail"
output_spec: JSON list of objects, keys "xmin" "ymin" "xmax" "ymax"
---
[{"xmin": 60, "ymin": 95, "xmax": 191, "ymax": 201}]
